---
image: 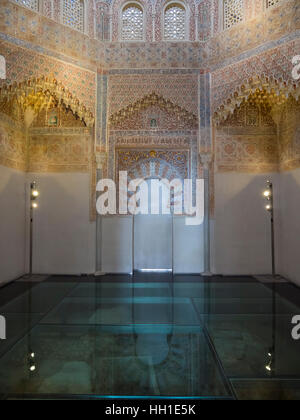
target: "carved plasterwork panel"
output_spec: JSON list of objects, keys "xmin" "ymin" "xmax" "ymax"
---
[
  {"xmin": 221, "ymin": 102, "xmax": 276, "ymax": 130},
  {"xmin": 279, "ymin": 98, "xmax": 300, "ymax": 171},
  {"xmin": 107, "ymin": 134, "xmax": 198, "ymax": 181},
  {"xmin": 110, "ymin": 104, "xmax": 197, "ymax": 131},
  {"xmin": 28, "ymin": 131, "xmax": 93, "ymax": 173},
  {"xmin": 216, "ymin": 133, "xmax": 279, "ymax": 173},
  {"xmin": 0, "ymin": 77, "xmax": 95, "ymax": 128},
  {"xmin": 32, "ymin": 104, "xmax": 86, "ymax": 128},
  {"xmin": 0, "ymin": 115, "xmax": 27, "ymax": 171},
  {"xmin": 116, "ymin": 149, "xmax": 190, "ymax": 182},
  {"xmin": 109, "ymin": 93, "xmax": 198, "ymax": 130}
]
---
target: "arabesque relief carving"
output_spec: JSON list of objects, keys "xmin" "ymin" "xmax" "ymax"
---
[
  {"xmin": 213, "ymin": 75, "xmax": 300, "ymax": 126},
  {"xmin": 0, "ymin": 77, "xmax": 95, "ymax": 128},
  {"xmin": 109, "ymin": 92, "xmax": 198, "ymax": 129}
]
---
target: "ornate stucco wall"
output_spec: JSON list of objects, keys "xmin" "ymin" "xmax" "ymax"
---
[
  {"xmin": 0, "ymin": 115, "xmax": 27, "ymax": 171},
  {"xmin": 279, "ymin": 98, "xmax": 300, "ymax": 172},
  {"xmin": 0, "ymin": 0, "xmax": 300, "ymax": 279},
  {"xmin": 0, "ymin": 0, "xmax": 300, "ymax": 217},
  {"xmin": 1, "ymin": 0, "xmax": 299, "ymax": 69}
]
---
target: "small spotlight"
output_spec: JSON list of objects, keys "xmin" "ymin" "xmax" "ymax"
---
[
  {"xmin": 265, "ymin": 363, "xmax": 272, "ymax": 372},
  {"xmin": 266, "ymin": 204, "xmax": 272, "ymax": 211},
  {"xmin": 263, "ymin": 190, "xmax": 271, "ymax": 198},
  {"xmin": 266, "ymin": 348, "xmax": 274, "ymax": 373},
  {"xmin": 30, "ymin": 352, "xmax": 35, "ymax": 359},
  {"xmin": 29, "ymin": 365, "xmax": 36, "ymax": 372},
  {"xmin": 32, "ymin": 202, "xmax": 38, "ymax": 209},
  {"xmin": 32, "ymin": 190, "xmax": 39, "ymax": 198}
]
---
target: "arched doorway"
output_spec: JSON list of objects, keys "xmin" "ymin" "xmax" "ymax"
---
[{"xmin": 133, "ymin": 177, "xmax": 173, "ymax": 271}]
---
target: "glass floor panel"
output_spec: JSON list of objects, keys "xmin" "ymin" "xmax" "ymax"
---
[
  {"xmin": 0, "ymin": 313, "xmax": 43, "ymax": 358},
  {"xmin": 0, "ymin": 325, "xmax": 230, "ymax": 398},
  {"xmin": 192, "ymin": 296, "xmax": 298, "ymax": 315},
  {"xmin": 202, "ymin": 314, "xmax": 300, "ymax": 378},
  {"xmin": 69, "ymin": 283, "xmax": 171, "ymax": 298},
  {"xmin": 0, "ymin": 275, "xmax": 299, "ymax": 400},
  {"xmin": 174, "ymin": 283, "xmax": 273, "ymax": 299},
  {"xmin": 231, "ymin": 379, "xmax": 300, "ymax": 400},
  {"xmin": 0, "ymin": 283, "xmax": 78, "ymax": 314},
  {"xmin": 40, "ymin": 297, "xmax": 200, "ymax": 326}
]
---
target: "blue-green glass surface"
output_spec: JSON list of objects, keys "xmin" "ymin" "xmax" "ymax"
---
[{"xmin": 0, "ymin": 275, "xmax": 299, "ymax": 400}]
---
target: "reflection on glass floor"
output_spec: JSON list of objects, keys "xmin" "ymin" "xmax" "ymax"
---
[{"xmin": 0, "ymin": 275, "xmax": 299, "ymax": 400}]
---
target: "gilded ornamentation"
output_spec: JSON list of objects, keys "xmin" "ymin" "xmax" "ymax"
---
[
  {"xmin": 213, "ymin": 75, "xmax": 300, "ymax": 125},
  {"xmin": 220, "ymin": 101, "xmax": 276, "ymax": 129},
  {"xmin": 0, "ymin": 77, "xmax": 95, "ymax": 128},
  {"xmin": 32, "ymin": 104, "xmax": 86, "ymax": 128},
  {"xmin": 117, "ymin": 149, "xmax": 189, "ymax": 181},
  {"xmin": 0, "ymin": 0, "xmax": 299, "ymax": 228},
  {"xmin": 109, "ymin": 92, "xmax": 198, "ymax": 129}
]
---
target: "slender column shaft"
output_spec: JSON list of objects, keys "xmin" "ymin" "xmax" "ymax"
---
[
  {"xmin": 203, "ymin": 165, "xmax": 211, "ymax": 274},
  {"xmin": 95, "ymin": 168, "xmax": 102, "ymax": 273}
]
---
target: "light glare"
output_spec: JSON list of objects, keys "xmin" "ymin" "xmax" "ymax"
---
[{"xmin": 32, "ymin": 190, "xmax": 39, "ymax": 197}]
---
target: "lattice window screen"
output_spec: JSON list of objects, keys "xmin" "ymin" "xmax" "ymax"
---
[
  {"xmin": 164, "ymin": 5, "xmax": 186, "ymax": 41},
  {"xmin": 63, "ymin": 0, "xmax": 84, "ymax": 32},
  {"xmin": 15, "ymin": 0, "xmax": 39, "ymax": 11},
  {"xmin": 121, "ymin": 6, "xmax": 144, "ymax": 40},
  {"xmin": 224, "ymin": 0, "xmax": 244, "ymax": 30},
  {"xmin": 266, "ymin": 0, "xmax": 281, "ymax": 8},
  {"xmin": 97, "ymin": 7, "xmax": 110, "ymax": 41},
  {"xmin": 43, "ymin": 0, "xmax": 53, "ymax": 18}
]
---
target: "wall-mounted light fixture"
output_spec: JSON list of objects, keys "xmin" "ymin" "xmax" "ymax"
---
[
  {"xmin": 263, "ymin": 181, "xmax": 277, "ymax": 375},
  {"xmin": 265, "ymin": 348, "xmax": 274, "ymax": 373},
  {"xmin": 29, "ymin": 182, "xmax": 39, "ymax": 276},
  {"xmin": 28, "ymin": 351, "xmax": 37, "ymax": 373},
  {"xmin": 263, "ymin": 181, "xmax": 276, "ymax": 277}
]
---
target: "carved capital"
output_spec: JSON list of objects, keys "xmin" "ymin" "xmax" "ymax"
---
[
  {"xmin": 96, "ymin": 152, "xmax": 107, "ymax": 170},
  {"xmin": 270, "ymin": 105, "xmax": 283, "ymax": 126},
  {"xmin": 199, "ymin": 127, "xmax": 212, "ymax": 146},
  {"xmin": 200, "ymin": 152, "xmax": 213, "ymax": 170}
]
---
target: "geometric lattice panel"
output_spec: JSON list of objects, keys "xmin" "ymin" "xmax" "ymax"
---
[
  {"xmin": 15, "ymin": 0, "xmax": 39, "ymax": 11},
  {"xmin": 266, "ymin": 0, "xmax": 281, "ymax": 8},
  {"xmin": 164, "ymin": 5, "xmax": 186, "ymax": 40},
  {"xmin": 63, "ymin": 0, "xmax": 84, "ymax": 32},
  {"xmin": 43, "ymin": 0, "xmax": 53, "ymax": 18},
  {"xmin": 121, "ymin": 5, "xmax": 144, "ymax": 41},
  {"xmin": 224, "ymin": 0, "xmax": 244, "ymax": 30}
]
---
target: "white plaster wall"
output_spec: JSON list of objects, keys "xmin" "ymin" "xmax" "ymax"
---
[
  {"xmin": 0, "ymin": 165, "xmax": 26, "ymax": 285},
  {"xmin": 278, "ymin": 168, "xmax": 300, "ymax": 286},
  {"xmin": 173, "ymin": 216, "xmax": 204, "ymax": 274},
  {"xmin": 213, "ymin": 172, "xmax": 279, "ymax": 275},
  {"xmin": 100, "ymin": 215, "xmax": 204, "ymax": 274},
  {"xmin": 134, "ymin": 215, "xmax": 173, "ymax": 270},
  {"xmin": 30, "ymin": 173, "xmax": 96, "ymax": 275},
  {"xmin": 101, "ymin": 216, "xmax": 133, "ymax": 274}
]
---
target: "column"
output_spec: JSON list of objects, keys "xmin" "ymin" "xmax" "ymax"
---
[
  {"xmin": 200, "ymin": 152, "xmax": 213, "ymax": 276},
  {"xmin": 109, "ymin": 14, "xmax": 113, "ymax": 42},
  {"xmin": 152, "ymin": 13, "xmax": 156, "ymax": 42},
  {"xmin": 96, "ymin": 71, "xmax": 108, "ymax": 149},
  {"xmin": 95, "ymin": 153, "xmax": 107, "ymax": 275},
  {"xmin": 199, "ymin": 72, "xmax": 213, "ymax": 275},
  {"xmin": 195, "ymin": 12, "xmax": 199, "ymax": 41}
]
